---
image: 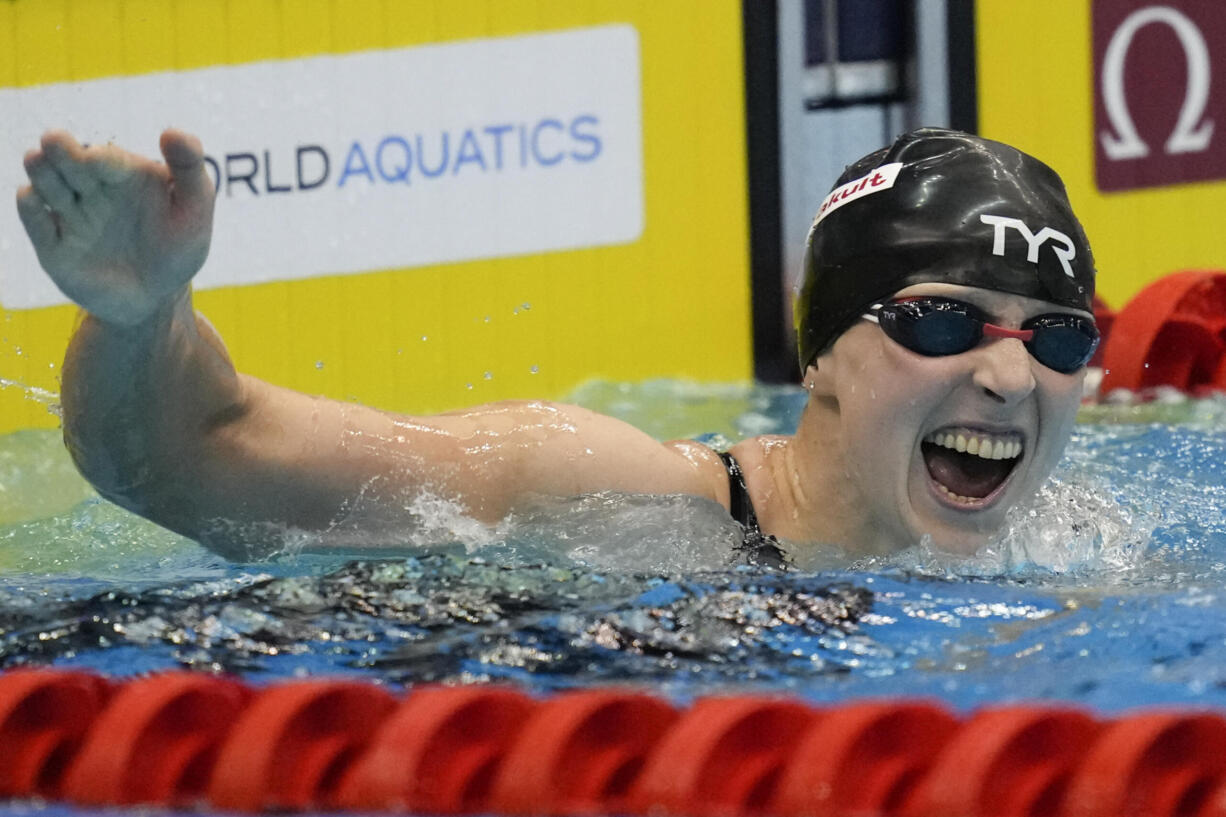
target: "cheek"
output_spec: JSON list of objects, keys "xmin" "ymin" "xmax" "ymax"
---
[
  {"xmin": 1034, "ymin": 376, "xmax": 1084, "ymax": 464},
  {"xmin": 1045, "ymin": 371, "xmax": 1084, "ymax": 423},
  {"xmin": 836, "ymin": 359, "xmax": 951, "ymax": 464}
]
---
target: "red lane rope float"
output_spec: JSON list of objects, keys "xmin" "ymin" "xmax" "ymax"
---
[
  {"xmin": 627, "ymin": 696, "xmax": 820, "ymax": 816},
  {"xmin": 12, "ymin": 670, "xmax": 1226, "ymax": 817},
  {"xmin": 906, "ymin": 705, "xmax": 1100, "ymax": 817},
  {"xmin": 1099, "ymin": 270, "xmax": 1226, "ymax": 395},
  {"xmin": 0, "ymin": 670, "xmax": 110, "ymax": 799},
  {"xmin": 1091, "ymin": 295, "xmax": 1115, "ymax": 369},
  {"xmin": 771, "ymin": 700, "xmax": 958, "ymax": 817},
  {"xmin": 335, "ymin": 685, "xmax": 536, "ymax": 814},
  {"xmin": 60, "ymin": 672, "xmax": 250, "ymax": 807},
  {"xmin": 206, "ymin": 679, "xmax": 397, "ymax": 812},
  {"xmin": 490, "ymin": 689, "xmax": 680, "ymax": 816},
  {"xmin": 1063, "ymin": 712, "xmax": 1226, "ymax": 817}
]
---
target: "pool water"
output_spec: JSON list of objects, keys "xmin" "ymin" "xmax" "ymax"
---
[{"xmin": 2, "ymin": 381, "xmax": 1226, "ymax": 714}]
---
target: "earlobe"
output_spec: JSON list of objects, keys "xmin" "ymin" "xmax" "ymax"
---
[{"xmin": 803, "ymin": 361, "xmax": 836, "ymax": 397}]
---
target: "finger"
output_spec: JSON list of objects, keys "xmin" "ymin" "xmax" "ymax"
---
[
  {"xmin": 16, "ymin": 185, "xmax": 62, "ymax": 248},
  {"xmin": 89, "ymin": 142, "xmax": 139, "ymax": 186},
  {"xmin": 159, "ymin": 129, "xmax": 212, "ymax": 202},
  {"xmin": 24, "ymin": 149, "xmax": 79, "ymax": 215},
  {"xmin": 41, "ymin": 130, "xmax": 102, "ymax": 199}
]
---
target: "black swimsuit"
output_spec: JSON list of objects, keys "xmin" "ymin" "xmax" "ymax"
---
[{"xmin": 718, "ymin": 452, "xmax": 790, "ymax": 569}]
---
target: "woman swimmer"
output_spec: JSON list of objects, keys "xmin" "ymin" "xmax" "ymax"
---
[{"xmin": 16, "ymin": 128, "xmax": 1097, "ymax": 561}]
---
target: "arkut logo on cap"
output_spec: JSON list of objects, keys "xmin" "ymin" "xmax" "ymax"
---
[
  {"xmin": 979, "ymin": 214, "xmax": 1076, "ymax": 279},
  {"xmin": 811, "ymin": 162, "xmax": 904, "ymax": 227}
]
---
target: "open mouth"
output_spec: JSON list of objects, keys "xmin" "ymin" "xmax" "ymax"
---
[{"xmin": 921, "ymin": 428, "xmax": 1023, "ymax": 506}]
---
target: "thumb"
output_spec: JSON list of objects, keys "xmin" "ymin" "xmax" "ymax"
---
[{"xmin": 159, "ymin": 129, "xmax": 212, "ymax": 203}]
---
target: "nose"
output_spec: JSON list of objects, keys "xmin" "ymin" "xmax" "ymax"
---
[{"xmin": 971, "ymin": 337, "xmax": 1036, "ymax": 405}]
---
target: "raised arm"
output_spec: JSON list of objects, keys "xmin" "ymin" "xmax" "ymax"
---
[{"xmin": 18, "ymin": 131, "xmax": 728, "ymax": 559}]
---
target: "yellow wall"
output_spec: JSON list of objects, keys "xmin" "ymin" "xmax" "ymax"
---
[
  {"xmin": 976, "ymin": 0, "xmax": 1225, "ymax": 310},
  {"xmin": 0, "ymin": 0, "xmax": 752, "ymax": 433}
]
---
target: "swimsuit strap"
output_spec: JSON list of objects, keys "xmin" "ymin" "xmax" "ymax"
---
[
  {"xmin": 718, "ymin": 451, "xmax": 760, "ymax": 529},
  {"xmin": 717, "ymin": 452, "xmax": 791, "ymax": 570}
]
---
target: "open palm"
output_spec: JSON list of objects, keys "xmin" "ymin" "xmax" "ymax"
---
[{"xmin": 16, "ymin": 130, "xmax": 215, "ymax": 326}]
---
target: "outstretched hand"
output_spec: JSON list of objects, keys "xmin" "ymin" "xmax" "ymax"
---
[{"xmin": 16, "ymin": 129, "xmax": 215, "ymax": 326}]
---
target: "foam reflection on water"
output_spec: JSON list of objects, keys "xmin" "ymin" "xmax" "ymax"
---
[{"xmin": 0, "ymin": 382, "xmax": 1225, "ymax": 711}]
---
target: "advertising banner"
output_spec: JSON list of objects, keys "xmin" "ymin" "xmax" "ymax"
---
[
  {"xmin": 0, "ymin": 1, "xmax": 750, "ymax": 433},
  {"xmin": 978, "ymin": 0, "xmax": 1226, "ymax": 308}
]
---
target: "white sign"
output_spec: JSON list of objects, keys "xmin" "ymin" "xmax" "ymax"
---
[
  {"xmin": 810, "ymin": 162, "xmax": 903, "ymax": 228},
  {"xmin": 0, "ymin": 25, "xmax": 643, "ymax": 310}
]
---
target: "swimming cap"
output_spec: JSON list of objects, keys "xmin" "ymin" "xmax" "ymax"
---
[{"xmin": 794, "ymin": 128, "xmax": 1096, "ymax": 369}]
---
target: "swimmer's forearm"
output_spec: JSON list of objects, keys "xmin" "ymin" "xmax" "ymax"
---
[{"xmin": 60, "ymin": 286, "xmax": 244, "ymax": 513}]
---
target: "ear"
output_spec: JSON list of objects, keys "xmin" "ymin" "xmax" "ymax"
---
[{"xmin": 803, "ymin": 359, "xmax": 837, "ymax": 397}]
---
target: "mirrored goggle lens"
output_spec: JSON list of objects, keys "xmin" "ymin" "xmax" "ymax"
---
[
  {"xmin": 879, "ymin": 302, "xmax": 983, "ymax": 356},
  {"xmin": 1023, "ymin": 316, "xmax": 1100, "ymax": 374},
  {"xmin": 879, "ymin": 300, "xmax": 1099, "ymax": 373}
]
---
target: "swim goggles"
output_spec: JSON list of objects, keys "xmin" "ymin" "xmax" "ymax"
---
[{"xmin": 862, "ymin": 296, "xmax": 1100, "ymax": 374}]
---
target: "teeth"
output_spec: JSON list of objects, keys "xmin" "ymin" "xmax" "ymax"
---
[
  {"xmin": 936, "ymin": 482, "xmax": 982, "ymax": 504},
  {"xmin": 924, "ymin": 429, "xmax": 1023, "ymax": 461}
]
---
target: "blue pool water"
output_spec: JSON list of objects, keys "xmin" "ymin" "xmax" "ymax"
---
[{"xmin": 2, "ymin": 382, "xmax": 1226, "ymax": 715}]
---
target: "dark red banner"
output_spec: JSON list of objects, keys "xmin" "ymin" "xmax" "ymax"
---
[{"xmin": 1093, "ymin": 0, "xmax": 1226, "ymax": 192}]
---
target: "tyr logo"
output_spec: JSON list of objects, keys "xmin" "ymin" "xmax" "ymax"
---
[{"xmin": 979, "ymin": 215, "xmax": 1076, "ymax": 279}]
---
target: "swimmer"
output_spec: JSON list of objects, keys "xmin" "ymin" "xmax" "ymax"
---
[{"xmin": 16, "ymin": 127, "xmax": 1097, "ymax": 562}]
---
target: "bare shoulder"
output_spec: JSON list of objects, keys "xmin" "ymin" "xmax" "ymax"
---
[
  {"xmin": 659, "ymin": 435, "xmax": 795, "ymax": 515},
  {"xmin": 727, "ymin": 434, "xmax": 792, "ymax": 472}
]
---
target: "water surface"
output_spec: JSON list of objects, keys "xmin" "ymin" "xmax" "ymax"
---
[{"xmin": 2, "ymin": 382, "xmax": 1226, "ymax": 713}]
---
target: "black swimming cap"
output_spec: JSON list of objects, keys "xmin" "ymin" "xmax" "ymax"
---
[{"xmin": 794, "ymin": 128, "xmax": 1096, "ymax": 369}]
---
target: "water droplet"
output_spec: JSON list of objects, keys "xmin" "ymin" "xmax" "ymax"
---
[
  {"xmin": 315, "ymin": 360, "xmax": 324, "ymax": 370},
  {"xmin": 529, "ymin": 365, "xmax": 540, "ymax": 374},
  {"xmin": 1143, "ymin": 363, "xmax": 1150, "ymax": 369},
  {"xmin": 421, "ymin": 335, "xmax": 428, "ymax": 342},
  {"xmin": 14, "ymin": 346, "xmax": 22, "ymax": 356},
  {"xmin": 483, "ymin": 315, "xmax": 491, "ymax": 323},
  {"xmin": 465, "ymin": 382, "xmax": 474, "ymax": 390},
  {"xmin": 483, "ymin": 371, "xmax": 493, "ymax": 380},
  {"xmin": 521, "ymin": 303, "xmax": 532, "ymax": 311}
]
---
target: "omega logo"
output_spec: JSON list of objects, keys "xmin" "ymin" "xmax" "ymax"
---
[{"xmin": 1099, "ymin": 5, "xmax": 1214, "ymax": 160}]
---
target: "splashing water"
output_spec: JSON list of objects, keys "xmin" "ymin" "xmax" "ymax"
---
[
  {"xmin": 0, "ymin": 376, "xmax": 60, "ymax": 416},
  {"xmin": 1, "ymin": 382, "xmax": 1225, "ymax": 712}
]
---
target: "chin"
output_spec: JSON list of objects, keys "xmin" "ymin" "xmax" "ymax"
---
[
  {"xmin": 924, "ymin": 527, "xmax": 994, "ymax": 556},
  {"xmin": 907, "ymin": 508, "xmax": 1008, "ymax": 556}
]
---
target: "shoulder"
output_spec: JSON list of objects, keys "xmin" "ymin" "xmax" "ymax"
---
[
  {"xmin": 727, "ymin": 435, "xmax": 792, "ymax": 473},
  {"xmin": 662, "ymin": 435, "xmax": 794, "ymax": 514}
]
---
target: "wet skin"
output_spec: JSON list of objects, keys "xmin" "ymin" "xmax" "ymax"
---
[
  {"xmin": 736, "ymin": 282, "xmax": 1090, "ymax": 556},
  {"xmin": 18, "ymin": 129, "xmax": 1089, "ymax": 561}
]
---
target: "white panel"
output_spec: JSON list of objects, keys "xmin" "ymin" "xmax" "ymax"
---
[{"xmin": 0, "ymin": 25, "xmax": 644, "ymax": 309}]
